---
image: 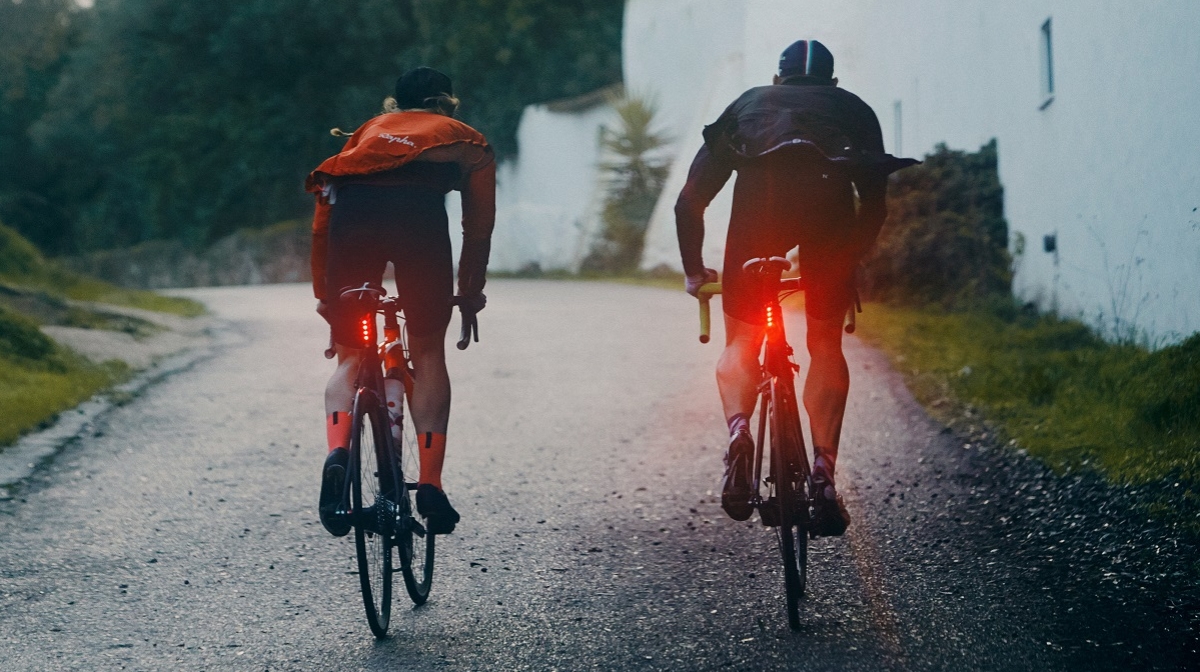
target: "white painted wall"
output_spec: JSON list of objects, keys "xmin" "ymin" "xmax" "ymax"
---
[
  {"xmin": 452, "ymin": 100, "xmax": 615, "ymax": 273},
  {"xmin": 634, "ymin": 0, "xmax": 1200, "ymax": 344},
  {"xmin": 479, "ymin": 0, "xmax": 750, "ymax": 275}
]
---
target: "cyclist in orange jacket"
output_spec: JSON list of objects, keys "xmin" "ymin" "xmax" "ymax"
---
[
  {"xmin": 675, "ymin": 41, "xmax": 915, "ymax": 535},
  {"xmin": 307, "ymin": 67, "xmax": 495, "ymax": 536}
]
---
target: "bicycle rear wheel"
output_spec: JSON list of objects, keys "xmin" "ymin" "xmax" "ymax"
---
[
  {"xmin": 396, "ymin": 379, "xmax": 434, "ymax": 604},
  {"xmin": 351, "ymin": 391, "xmax": 394, "ymax": 638},
  {"xmin": 769, "ymin": 376, "xmax": 809, "ymax": 630}
]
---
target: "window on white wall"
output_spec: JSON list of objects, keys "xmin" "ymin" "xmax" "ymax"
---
[
  {"xmin": 893, "ymin": 101, "xmax": 903, "ymax": 155},
  {"xmin": 1040, "ymin": 18, "xmax": 1054, "ymax": 109}
]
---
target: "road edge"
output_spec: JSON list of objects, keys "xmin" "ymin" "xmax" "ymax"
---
[{"xmin": 0, "ymin": 318, "xmax": 237, "ymax": 496}]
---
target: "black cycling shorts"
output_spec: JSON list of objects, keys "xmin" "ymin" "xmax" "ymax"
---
[
  {"xmin": 721, "ymin": 155, "xmax": 860, "ymax": 324},
  {"xmin": 325, "ymin": 183, "xmax": 453, "ymax": 345}
]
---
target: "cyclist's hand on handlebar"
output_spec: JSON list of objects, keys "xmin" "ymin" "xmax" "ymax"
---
[
  {"xmin": 686, "ymin": 268, "xmax": 719, "ymax": 297},
  {"xmin": 456, "ymin": 291, "xmax": 487, "ymax": 315},
  {"xmin": 458, "ymin": 239, "xmax": 491, "ymax": 296}
]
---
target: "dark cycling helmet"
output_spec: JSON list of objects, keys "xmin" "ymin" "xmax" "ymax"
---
[
  {"xmin": 778, "ymin": 39, "xmax": 834, "ymax": 81},
  {"xmin": 395, "ymin": 66, "xmax": 454, "ymax": 110}
]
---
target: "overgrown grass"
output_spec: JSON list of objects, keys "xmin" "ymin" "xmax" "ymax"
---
[
  {"xmin": 855, "ymin": 301, "xmax": 1200, "ymax": 495},
  {"xmin": 0, "ymin": 222, "xmax": 195, "ymax": 448},
  {"xmin": 0, "ymin": 223, "xmax": 204, "ymax": 317},
  {"xmin": 0, "ymin": 307, "xmax": 128, "ymax": 446}
]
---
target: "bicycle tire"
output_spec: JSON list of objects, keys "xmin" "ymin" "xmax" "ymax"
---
[
  {"xmin": 769, "ymin": 376, "xmax": 809, "ymax": 630},
  {"xmin": 351, "ymin": 389, "xmax": 394, "ymax": 638},
  {"xmin": 396, "ymin": 377, "xmax": 434, "ymax": 604}
]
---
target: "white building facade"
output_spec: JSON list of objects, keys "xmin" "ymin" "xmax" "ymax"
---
[{"xmin": 488, "ymin": 1, "xmax": 1200, "ymax": 344}]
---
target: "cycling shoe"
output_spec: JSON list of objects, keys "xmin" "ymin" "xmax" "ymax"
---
[
  {"xmin": 319, "ymin": 448, "xmax": 351, "ymax": 537},
  {"xmin": 810, "ymin": 464, "xmax": 850, "ymax": 537},
  {"xmin": 721, "ymin": 429, "xmax": 755, "ymax": 521},
  {"xmin": 416, "ymin": 484, "xmax": 461, "ymax": 534}
]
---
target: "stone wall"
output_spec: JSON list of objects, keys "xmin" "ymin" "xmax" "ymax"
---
[{"xmin": 65, "ymin": 220, "xmax": 310, "ymax": 289}]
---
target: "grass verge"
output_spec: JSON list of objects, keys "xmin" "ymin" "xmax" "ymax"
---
[
  {"xmin": 1, "ymin": 223, "xmax": 204, "ymax": 317},
  {"xmin": 0, "ymin": 307, "xmax": 129, "ymax": 446},
  {"xmin": 854, "ymin": 301, "xmax": 1198, "ymax": 515},
  {"xmin": 25, "ymin": 265, "xmax": 204, "ymax": 317}
]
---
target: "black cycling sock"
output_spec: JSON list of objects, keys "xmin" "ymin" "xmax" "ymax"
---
[
  {"xmin": 727, "ymin": 412, "xmax": 750, "ymax": 435},
  {"xmin": 812, "ymin": 452, "xmax": 835, "ymax": 478}
]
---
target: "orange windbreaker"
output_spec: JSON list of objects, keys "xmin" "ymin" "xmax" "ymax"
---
[{"xmin": 306, "ymin": 111, "xmax": 495, "ymax": 299}]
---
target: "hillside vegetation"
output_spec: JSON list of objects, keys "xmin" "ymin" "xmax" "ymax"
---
[
  {"xmin": 1, "ymin": 0, "xmax": 623, "ymax": 257},
  {"xmin": 0, "ymin": 222, "xmax": 203, "ymax": 446},
  {"xmin": 852, "ymin": 141, "xmax": 1198, "ymax": 520}
]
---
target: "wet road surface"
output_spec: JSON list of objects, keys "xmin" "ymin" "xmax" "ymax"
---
[{"xmin": 0, "ymin": 281, "xmax": 1194, "ymax": 671}]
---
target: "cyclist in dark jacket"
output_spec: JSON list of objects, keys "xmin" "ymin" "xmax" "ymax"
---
[{"xmin": 676, "ymin": 40, "xmax": 915, "ymax": 535}]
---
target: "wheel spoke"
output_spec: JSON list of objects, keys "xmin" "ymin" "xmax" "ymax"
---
[
  {"xmin": 397, "ymin": 382, "xmax": 434, "ymax": 604},
  {"xmin": 352, "ymin": 401, "xmax": 393, "ymax": 638}
]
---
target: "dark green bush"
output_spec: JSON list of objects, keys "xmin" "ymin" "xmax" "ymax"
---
[
  {"xmin": 0, "ymin": 221, "xmax": 47, "ymax": 278},
  {"xmin": 861, "ymin": 139, "xmax": 1012, "ymax": 307},
  {"xmin": 1133, "ymin": 333, "xmax": 1200, "ymax": 436},
  {"xmin": 581, "ymin": 96, "xmax": 670, "ymax": 273},
  {"xmin": 2, "ymin": 1, "xmax": 623, "ymax": 255},
  {"xmin": 0, "ymin": 305, "xmax": 54, "ymax": 361}
]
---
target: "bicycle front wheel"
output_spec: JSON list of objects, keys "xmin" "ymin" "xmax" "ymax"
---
[
  {"xmin": 769, "ymin": 376, "xmax": 809, "ymax": 630},
  {"xmin": 351, "ymin": 391, "xmax": 394, "ymax": 638},
  {"xmin": 396, "ymin": 382, "xmax": 434, "ymax": 604}
]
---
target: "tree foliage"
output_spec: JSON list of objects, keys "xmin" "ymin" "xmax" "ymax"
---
[
  {"xmin": 860, "ymin": 139, "xmax": 1012, "ymax": 307},
  {"xmin": 0, "ymin": 0, "xmax": 623, "ymax": 255},
  {"xmin": 410, "ymin": 0, "xmax": 623, "ymax": 157},
  {"xmin": 0, "ymin": 0, "xmax": 81, "ymax": 253},
  {"xmin": 582, "ymin": 96, "xmax": 670, "ymax": 273}
]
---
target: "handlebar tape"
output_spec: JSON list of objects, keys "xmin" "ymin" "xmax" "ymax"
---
[
  {"xmin": 696, "ymin": 283, "xmax": 722, "ymax": 344},
  {"xmin": 456, "ymin": 310, "xmax": 478, "ymax": 350}
]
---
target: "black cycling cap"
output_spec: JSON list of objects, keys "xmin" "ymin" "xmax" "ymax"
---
[
  {"xmin": 395, "ymin": 67, "xmax": 454, "ymax": 109},
  {"xmin": 778, "ymin": 39, "xmax": 834, "ymax": 80}
]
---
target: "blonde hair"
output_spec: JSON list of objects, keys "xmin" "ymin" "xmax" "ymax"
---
[
  {"xmin": 382, "ymin": 93, "xmax": 460, "ymax": 117},
  {"xmin": 329, "ymin": 93, "xmax": 462, "ymax": 137}
]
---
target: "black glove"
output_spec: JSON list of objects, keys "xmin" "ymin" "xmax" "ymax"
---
[
  {"xmin": 685, "ymin": 268, "xmax": 719, "ymax": 297},
  {"xmin": 458, "ymin": 238, "xmax": 491, "ymax": 297},
  {"xmin": 457, "ymin": 291, "xmax": 487, "ymax": 315}
]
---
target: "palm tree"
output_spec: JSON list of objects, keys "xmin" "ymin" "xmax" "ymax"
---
[{"xmin": 583, "ymin": 95, "xmax": 670, "ymax": 272}]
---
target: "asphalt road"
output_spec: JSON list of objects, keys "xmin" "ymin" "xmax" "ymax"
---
[{"xmin": 0, "ymin": 281, "xmax": 1194, "ymax": 671}]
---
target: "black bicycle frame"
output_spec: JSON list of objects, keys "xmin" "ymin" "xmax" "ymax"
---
[{"xmin": 749, "ymin": 275, "xmax": 804, "ymax": 520}]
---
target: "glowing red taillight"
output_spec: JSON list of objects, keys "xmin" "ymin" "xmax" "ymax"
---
[
  {"xmin": 360, "ymin": 315, "xmax": 373, "ymax": 345},
  {"xmin": 766, "ymin": 304, "xmax": 775, "ymax": 328}
]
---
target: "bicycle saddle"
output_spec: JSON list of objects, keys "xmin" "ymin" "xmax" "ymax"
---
[
  {"xmin": 742, "ymin": 256, "xmax": 791, "ymax": 274},
  {"xmin": 338, "ymin": 283, "xmax": 386, "ymax": 304}
]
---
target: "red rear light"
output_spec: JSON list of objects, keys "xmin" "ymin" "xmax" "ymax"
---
[
  {"xmin": 360, "ymin": 315, "xmax": 373, "ymax": 345},
  {"xmin": 766, "ymin": 304, "xmax": 775, "ymax": 328}
]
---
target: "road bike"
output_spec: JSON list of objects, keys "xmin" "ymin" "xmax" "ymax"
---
[
  {"xmin": 696, "ymin": 256, "xmax": 856, "ymax": 630},
  {"xmin": 328, "ymin": 284, "xmax": 478, "ymax": 638}
]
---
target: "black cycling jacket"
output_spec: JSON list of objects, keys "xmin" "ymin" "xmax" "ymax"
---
[
  {"xmin": 702, "ymin": 82, "xmax": 916, "ymax": 176},
  {"xmin": 675, "ymin": 81, "xmax": 917, "ymax": 277}
]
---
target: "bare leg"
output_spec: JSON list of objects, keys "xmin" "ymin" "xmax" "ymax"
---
[
  {"xmin": 802, "ymin": 312, "xmax": 849, "ymax": 469},
  {"xmin": 325, "ymin": 344, "xmax": 364, "ymax": 416},
  {"xmin": 406, "ymin": 328, "xmax": 451, "ymax": 434},
  {"xmin": 717, "ymin": 313, "xmax": 765, "ymax": 421}
]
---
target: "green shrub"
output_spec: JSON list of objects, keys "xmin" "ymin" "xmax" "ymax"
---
[
  {"xmin": 0, "ymin": 221, "xmax": 47, "ymax": 278},
  {"xmin": 0, "ymin": 306, "xmax": 55, "ymax": 361},
  {"xmin": 857, "ymin": 303, "xmax": 1200, "ymax": 491},
  {"xmin": 0, "ymin": 221, "xmax": 203, "ymax": 317},
  {"xmin": 581, "ymin": 96, "xmax": 670, "ymax": 273},
  {"xmin": 861, "ymin": 139, "xmax": 1012, "ymax": 307},
  {"xmin": 1132, "ymin": 333, "xmax": 1200, "ymax": 437}
]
